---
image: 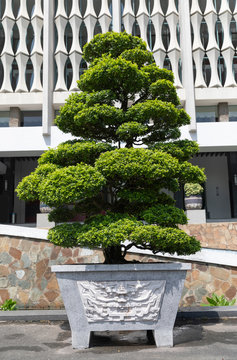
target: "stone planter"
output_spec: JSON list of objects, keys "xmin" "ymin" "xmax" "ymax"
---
[
  {"xmin": 52, "ymin": 262, "xmax": 191, "ymax": 349},
  {"xmin": 184, "ymin": 195, "xmax": 202, "ymax": 210}
]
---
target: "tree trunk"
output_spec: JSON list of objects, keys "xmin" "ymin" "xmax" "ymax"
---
[{"xmin": 103, "ymin": 246, "xmax": 126, "ymax": 264}]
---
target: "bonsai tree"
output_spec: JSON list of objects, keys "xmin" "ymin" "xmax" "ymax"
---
[{"xmin": 16, "ymin": 32, "xmax": 206, "ymax": 264}]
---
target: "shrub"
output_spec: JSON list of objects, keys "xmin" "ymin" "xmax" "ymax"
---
[
  {"xmin": 184, "ymin": 183, "xmax": 203, "ymax": 197},
  {"xmin": 201, "ymin": 293, "xmax": 236, "ymax": 307},
  {"xmin": 0, "ymin": 299, "xmax": 17, "ymax": 311}
]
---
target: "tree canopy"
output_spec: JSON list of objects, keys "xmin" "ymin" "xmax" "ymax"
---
[{"xmin": 16, "ymin": 32, "xmax": 205, "ymax": 264}]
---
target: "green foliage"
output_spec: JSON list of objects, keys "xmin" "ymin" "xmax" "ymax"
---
[
  {"xmin": 152, "ymin": 140, "xmax": 199, "ymax": 162},
  {"xmin": 0, "ymin": 299, "xmax": 17, "ymax": 311},
  {"xmin": 129, "ymin": 226, "xmax": 201, "ymax": 255},
  {"xmin": 125, "ymin": 100, "xmax": 189, "ymax": 144},
  {"xmin": 39, "ymin": 141, "xmax": 114, "ymax": 166},
  {"xmin": 16, "ymin": 32, "xmax": 205, "ymax": 264},
  {"xmin": 179, "ymin": 163, "xmax": 206, "ymax": 184},
  {"xmin": 141, "ymin": 205, "xmax": 187, "ymax": 227},
  {"xmin": 48, "ymin": 213, "xmax": 141, "ymax": 249},
  {"xmin": 141, "ymin": 63, "xmax": 174, "ymax": 84},
  {"xmin": 16, "ymin": 164, "xmax": 59, "ymax": 201},
  {"xmin": 184, "ymin": 183, "xmax": 204, "ymax": 197},
  {"xmin": 77, "ymin": 216, "xmax": 143, "ymax": 249},
  {"xmin": 83, "ymin": 32, "xmax": 147, "ymax": 62},
  {"xmin": 48, "ymin": 206, "xmax": 75, "ymax": 223},
  {"xmin": 95, "ymin": 148, "xmax": 179, "ymax": 185},
  {"xmin": 79, "ymin": 55, "xmax": 146, "ymax": 101},
  {"xmin": 39, "ymin": 164, "xmax": 106, "ymax": 207},
  {"xmin": 48, "ymin": 211, "xmax": 197, "ymax": 256},
  {"xmin": 48, "ymin": 222, "xmax": 83, "ymax": 248},
  {"xmin": 118, "ymin": 188, "xmax": 173, "ymax": 205},
  {"xmin": 201, "ymin": 293, "xmax": 236, "ymax": 306},
  {"xmin": 120, "ymin": 48, "xmax": 154, "ymax": 68},
  {"xmin": 116, "ymin": 122, "xmax": 148, "ymax": 144},
  {"xmin": 149, "ymin": 80, "xmax": 180, "ymax": 106}
]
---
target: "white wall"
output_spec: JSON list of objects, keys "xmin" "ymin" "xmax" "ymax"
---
[
  {"xmin": 181, "ymin": 122, "xmax": 237, "ymax": 152},
  {"xmin": 192, "ymin": 155, "xmax": 231, "ymax": 219},
  {"xmin": 0, "ymin": 127, "xmax": 75, "ymax": 157},
  {"xmin": 2, "ymin": 121, "xmax": 237, "ymax": 158}
]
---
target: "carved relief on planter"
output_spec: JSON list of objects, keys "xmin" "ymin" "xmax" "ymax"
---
[{"xmin": 78, "ymin": 280, "xmax": 166, "ymax": 323}]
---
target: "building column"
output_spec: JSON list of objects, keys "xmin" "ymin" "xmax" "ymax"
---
[
  {"xmin": 112, "ymin": 0, "xmax": 121, "ymax": 32},
  {"xmin": 9, "ymin": 107, "xmax": 21, "ymax": 127},
  {"xmin": 42, "ymin": 0, "xmax": 55, "ymax": 135},
  {"xmin": 179, "ymin": 0, "xmax": 196, "ymax": 132},
  {"xmin": 218, "ymin": 102, "xmax": 229, "ymax": 122}
]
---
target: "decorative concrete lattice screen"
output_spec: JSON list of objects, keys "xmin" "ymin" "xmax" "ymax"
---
[
  {"xmin": 1, "ymin": 0, "xmax": 237, "ymax": 94},
  {"xmin": 54, "ymin": 0, "xmax": 113, "ymax": 91},
  {"xmin": 191, "ymin": 0, "xmax": 237, "ymax": 88},
  {"xmin": 0, "ymin": 0, "xmax": 43, "ymax": 93}
]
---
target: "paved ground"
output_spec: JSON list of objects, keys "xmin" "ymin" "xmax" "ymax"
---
[{"xmin": 1, "ymin": 319, "xmax": 237, "ymax": 360}]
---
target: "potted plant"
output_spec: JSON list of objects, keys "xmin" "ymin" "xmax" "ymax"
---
[
  {"xmin": 184, "ymin": 183, "xmax": 203, "ymax": 210},
  {"xmin": 16, "ymin": 32, "xmax": 205, "ymax": 349}
]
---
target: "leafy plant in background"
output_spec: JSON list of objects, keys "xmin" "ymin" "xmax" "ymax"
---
[
  {"xmin": 184, "ymin": 183, "xmax": 203, "ymax": 197},
  {"xmin": 0, "ymin": 299, "xmax": 17, "ymax": 311},
  {"xmin": 16, "ymin": 32, "xmax": 206, "ymax": 264},
  {"xmin": 201, "ymin": 293, "xmax": 236, "ymax": 306}
]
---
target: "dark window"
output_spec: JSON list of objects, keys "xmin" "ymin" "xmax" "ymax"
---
[
  {"xmin": 21, "ymin": 111, "xmax": 42, "ymax": 126},
  {"xmin": 0, "ymin": 0, "xmax": 6, "ymax": 18},
  {"xmin": 196, "ymin": 106, "xmax": 218, "ymax": 122},
  {"xmin": 93, "ymin": 0, "xmax": 101, "ymax": 16},
  {"xmin": 10, "ymin": 59, "xmax": 19, "ymax": 91},
  {"xmin": 147, "ymin": 19, "xmax": 156, "ymax": 50},
  {"xmin": 146, "ymin": 0, "xmax": 154, "ymax": 15},
  {"xmin": 202, "ymin": 55, "xmax": 211, "ymax": 86},
  {"xmin": 27, "ymin": 0, "xmax": 35, "ymax": 18},
  {"xmin": 0, "ymin": 23, "xmax": 5, "ymax": 53},
  {"xmin": 64, "ymin": 22, "xmax": 73, "ymax": 53},
  {"xmin": 229, "ymin": 106, "xmax": 237, "ymax": 122},
  {"xmin": 0, "ymin": 112, "xmax": 10, "ymax": 127},
  {"xmin": 64, "ymin": 57, "xmax": 72, "ymax": 90},
  {"xmin": 132, "ymin": 20, "xmax": 141, "ymax": 38},
  {"xmin": 79, "ymin": 21, "xmax": 87, "ymax": 51},
  {"xmin": 64, "ymin": 0, "xmax": 72, "ymax": 16},
  {"xmin": 79, "ymin": 0, "xmax": 87, "ymax": 17}
]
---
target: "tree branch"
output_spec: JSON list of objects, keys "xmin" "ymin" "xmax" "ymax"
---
[{"xmin": 122, "ymin": 242, "xmax": 136, "ymax": 257}]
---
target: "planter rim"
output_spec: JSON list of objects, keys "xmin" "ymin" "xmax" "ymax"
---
[{"xmin": 51, "ymin": 262, "xmax": 191, "ymax": 273}]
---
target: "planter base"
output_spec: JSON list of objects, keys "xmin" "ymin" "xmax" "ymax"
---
[
  {"xmin": 186, "ymin": 209, "xmax": 206, "ymax": 224},
  {"xmin": 52, "ymin": 263, "xmax": 191, "ymax": 349},
  {"xmin": 36, "ymin": 213, "xmax": 55, "ymax": 229}
]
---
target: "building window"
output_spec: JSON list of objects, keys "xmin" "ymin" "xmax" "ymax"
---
[
  {"xmin": 0, "ymin": 112, "xmax": 10, "ymax": 127},
  {"xmin": 21, "ymin": 111, "xmax": 42, "ymax": 127},
  {"xmin": 196, "ymin": 106, "xmax": 218, "ymax": 123},
  {"xmin": 229, "ymin": 106, "xmax": 237, "ymax": 122}
]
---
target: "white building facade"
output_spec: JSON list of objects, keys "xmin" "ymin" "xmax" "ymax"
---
[{"xmin": 0, "ymin": 0, "xmax": 237, "ymax": 224}]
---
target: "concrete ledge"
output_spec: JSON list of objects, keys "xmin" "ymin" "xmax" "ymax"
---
[
  {"xmin": 177, "ymin": 306, "xmax": 237, "ymax": 319},
  {"xmin": 51, "ymin": 262, "xmax": 191, "ymax": 272},
  {"xmin": 0, "ymin": 225, "xmax": 48, "ymax": 240},
  {"xmin": 0, "ymin": 310, "xmax": 67, "ymax": 321},
  {"xmin": 1, "ymin": 307, "xmax": 237, "ymax": 322}
]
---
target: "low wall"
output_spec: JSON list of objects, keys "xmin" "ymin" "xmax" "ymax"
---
[
  {"xmin": 1, "ymin": 224, "xmax": 237, "ymax": 309},
  {"xmin": 181, "ymin": 222, "xmax": 237, "ymax": 250}
]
